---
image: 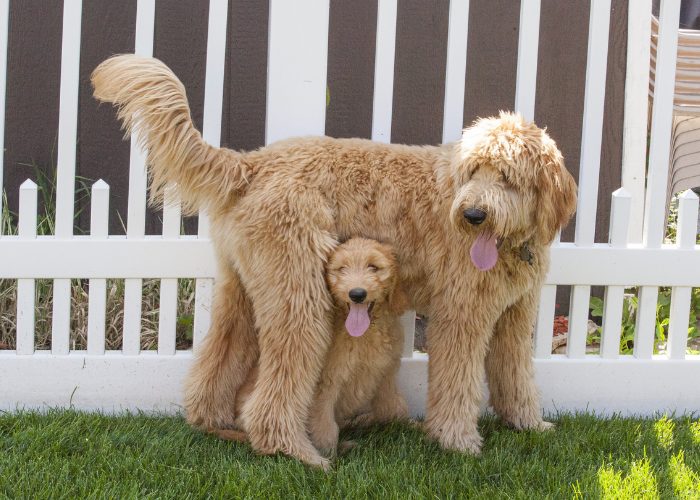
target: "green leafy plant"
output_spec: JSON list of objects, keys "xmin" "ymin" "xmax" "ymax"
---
[{"xmin": 589, "ymin": 288, "xmax": 700, "ymax": 355}]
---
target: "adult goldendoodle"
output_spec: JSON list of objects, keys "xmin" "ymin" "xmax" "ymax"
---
[{"xmin": 92, "ymin": 55, "xmax": 577, "ymax": 468}]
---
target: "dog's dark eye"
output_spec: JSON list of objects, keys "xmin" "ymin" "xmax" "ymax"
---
[{"xmin": 368, "ymin": 265, "xmax": 378, "ymax": 272}]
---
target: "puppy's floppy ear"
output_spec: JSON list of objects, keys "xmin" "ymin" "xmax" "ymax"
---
[
  {"xmin": 387, "ymin": 286, "xmax": 409, "ymax": 315},
  {"xmin": 377, "ymin": 242, "xmax": 408, "ymax": 314},
  {"xmin": 535, "ymin": 140, "xmax": 577, "ymax": 245}
]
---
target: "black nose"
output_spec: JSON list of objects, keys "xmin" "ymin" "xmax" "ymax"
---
[
  {"xmin": 463, "ymin": 207, "xmax": 487, "ymax": 225},
  {"xmin": 349, "ymin": 288, "xmax": 367, "ymax": 303}
]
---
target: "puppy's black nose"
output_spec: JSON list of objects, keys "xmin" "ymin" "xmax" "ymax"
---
[
  {"xmin": 349, "ymin": 288, "xmax": 367, "ymax": 304},
  {"xmin": 463, "ymin": 207, "xmax": 487, "ymax": 225}
]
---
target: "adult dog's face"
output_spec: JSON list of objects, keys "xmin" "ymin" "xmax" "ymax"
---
[
  {"xmin": 326, "ymin": 238, "xmax": 405, "ymax": 336},
  {"xmin": 448, "ymin": 112, "xmax": 577, "ymax": 270}
]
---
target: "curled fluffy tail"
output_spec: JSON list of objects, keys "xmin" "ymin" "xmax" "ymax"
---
[{"xmin": 92, "ymin": 54, "xmax": 250, "ymax": 214}]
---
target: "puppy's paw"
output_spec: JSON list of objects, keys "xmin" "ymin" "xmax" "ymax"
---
[
  {"xmin": 309, "ymin": 419, "xmax": 340, "ymax": 459},
  {"xmin": 338, "ymin": 440, "xmax": 357, "ymax": 456}
]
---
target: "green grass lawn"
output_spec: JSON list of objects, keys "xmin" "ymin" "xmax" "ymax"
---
[{"xmin": 1, "ymin": 410, "xmax": 699, "ymax": 499}]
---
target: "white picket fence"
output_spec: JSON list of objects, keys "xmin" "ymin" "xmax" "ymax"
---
[{"xmin": 1, "ymin": 0, "xmax": 699, "ymax": 417}]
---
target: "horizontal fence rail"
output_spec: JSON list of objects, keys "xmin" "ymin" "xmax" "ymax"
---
[{"xmin": 0, "ymin": 0, "xmax": 699, "ymax": 418}]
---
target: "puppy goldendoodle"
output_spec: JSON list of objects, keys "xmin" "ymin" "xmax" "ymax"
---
[
  {"xmin": 92, "ymin": 55, "xmax": 577, "ymax": 468},
  {"xmin": 215, "ymin": 237, "xmax": 409, "ymax": 461}
]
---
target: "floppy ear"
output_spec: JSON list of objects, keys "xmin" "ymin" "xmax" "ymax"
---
[
  {"xmin": 387, "ymin": 285, "xmax": 409, "ymax": 315},
  {"xmin": 535, "ymin": 145, "xmax": 578, "ymax": 245}
]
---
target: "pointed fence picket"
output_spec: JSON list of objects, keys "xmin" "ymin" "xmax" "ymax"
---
[
  {"xmin": 600, "ymin": 188, "xmax": 632, "ymax": 359},
  {"xmin": 1, "ymin": 0, "xmax": 699, "ymax": 417},
  {"xmin": 15, "ymin": 180, "xmax": 37, "ymax": 355},
  {"xmin": 87, "ymin": 180, "xmax": 109, "ymax": 356},
  {"xmin": 667, "ymin": 190, "xmax": 699, "ymax": 359},
  {"xmin": 158, "ymin": 187, "xmax": 180, "ymax": 356}
]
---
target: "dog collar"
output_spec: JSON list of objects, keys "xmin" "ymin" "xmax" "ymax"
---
[{"xmin": 518, "ymin": 241, "xmax": 534, "ymax": 266}]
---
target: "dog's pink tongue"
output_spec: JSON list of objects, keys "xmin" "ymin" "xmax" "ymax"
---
[
  {"xmin": 470, "ymin": 233, "xmax": 499, "ymax": 271},
  {"xmin": 345, "ymin": 303, "xmax": 370, "ymax": 337}
]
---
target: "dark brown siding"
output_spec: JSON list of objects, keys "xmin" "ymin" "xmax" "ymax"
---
[
  {"xmin": 391, "ymin": 0, "xmax": 450, "ymax": 145},
  {"xmin": 325, "ymin": 0, "xmax": 377, "ymax": 139},
  {"xmin": 4, "ymin": 0, "xmax": 64, "ymax": 226},
  {"xmin": 535, "ymin": 0, "xmax": 591, "ymax": 244},
  {"xmin": 597, "ymin": 0, "xmax": 628, "ymax": 243},
  {"xmin": 77, "ymin": 0, "xmax": 137, "ymax": 234},
  {"xmin": 220, "ymin": 0, "xmax": 269, "ymax": 152},
  {"xmin": 463, "ymin": 0, "xmax": 521, "ymax": 125}
]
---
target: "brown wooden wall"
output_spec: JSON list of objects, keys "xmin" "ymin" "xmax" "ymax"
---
[{"xmin": 3, "ymin": 0, "xmax": 628, "ymax": 245}]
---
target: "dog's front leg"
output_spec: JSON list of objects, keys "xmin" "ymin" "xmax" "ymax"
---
[
  {"xmin": 308, "ymin": 389, "xmax": 341, "ymax": 459},
  {"xmin": 486, "ymin": 289, "xmax": 553, "ymax": 431},
  {"xmin": 424, "ymin": 303, "xmax": 494, "ymax": 455}
]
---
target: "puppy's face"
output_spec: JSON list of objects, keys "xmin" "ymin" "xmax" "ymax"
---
[
  {"xmin": 449, "ymin": 112, "xmax": 577, "ymax": 271},
  {"xmin": 326, "ymin": 238, "xmax": 403, "ymax": 337}
]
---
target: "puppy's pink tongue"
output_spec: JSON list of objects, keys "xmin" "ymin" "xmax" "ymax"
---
[
  {"xmin": 345, "ymin": 303, "xmax": 370, "ymax": 337},
  {"xmin": 470, "ymin": 233, "xmax": 499, "ymax": 271}
]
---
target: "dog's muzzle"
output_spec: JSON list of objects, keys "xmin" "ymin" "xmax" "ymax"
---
[{"xmin": 463, "ymin": 207, "xmax": 487, "ymax": 225}]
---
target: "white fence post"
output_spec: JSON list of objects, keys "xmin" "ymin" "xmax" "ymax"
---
[
  {"xmin": 600, "ymin": 188, "xmax": 631, "ymax": 359},
  {"xmin": 574, "ymin": 0, "xmax": 611, "ymax": 245},
  {"xmin": 636, "ymin": 0, "xmax": 681, "ymax": 360},
  {"xmin": 265, "ymin": 0, "xmax": 330, "ymax": 144},
  {"xmin": 87, "ymin": 180, "xmax": 109, "ymax": 355},
  {"xmin": 0, "ymin": 0, "xmax": 9, "ymax": 232},
  {"xmin": 123, "ymin": 0, "xmax": 156, "ymax": 356},
  {"xmin": 514, "ymin": 0, "xmax": 541, "ymax": 121},
  {"xmin": 370, "ymin": 0, "xmax": 416, "ymax": 354},
  {"xmin": 621, "ymin": 0, "xmax": 652, "ymax": 244},
  {"xmin": 534, "ymin": 284, "xmax": 556, "ymax": 358},
  {"xmin": 371, "ymin": 0, "xmax": 397, "ymax": 143},
  {"xmin": 192, "ymin": 0, "xmax": 229, "ymax": 350},
  {"xmin": 51, "ymin": 0, "xmax": 83, "ymax": 355},
  {"xmin": 644, "ymin": 0, "xmax": 680, "ymax": 248},
  {"xmin": 566, "ymin": 0, "xmax": 611, "ymax": 360},
  {"xmin": 16, "ymin": 180, "xmax": 37, "ymax": 355},
  {"xmin": 667, "ymin": 190, "xmax": 699, "ymax": 359},
  {"xmin": 442, "ymin": 0, "xmax": 469, "ymax": 143}
]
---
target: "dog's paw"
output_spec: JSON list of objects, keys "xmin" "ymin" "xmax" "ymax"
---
[
  {"xmin": 534, "ymin": 420, "xmax": 555, "ymax": 432},
  {"xmin": 300, "ymin": 451, "xmax": 332, "ymax": 472},
  {"xmin": 443, "ymin": 432, "xmax": 483, "ymax": 456},
  {"xmin": 428, "ymin": 425, "xmax": 483, "ymax": 456},
  {"xmin": 504, "ymin": 415, "xmax": 555, "ymax": 432}
]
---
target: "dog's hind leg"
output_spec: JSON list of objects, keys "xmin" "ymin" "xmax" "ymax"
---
[
  {"xmin": 486, "ymin": 290, "xmax": 553, "ymax": 431},
  {"xmin": 237, "ymin": 229, "xmax": 336, "ymax": 470},
  {"xmin": 184, "ymin": 267, "xmax": 258, "ymax": 431}
]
